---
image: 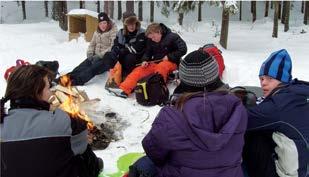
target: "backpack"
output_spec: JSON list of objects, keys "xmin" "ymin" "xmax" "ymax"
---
[
  {"xmin": 199, "ymin": 44, "xmax": 225, "ymax": 78},
  {"xmin": 230, "ymin": 86, "xmax": 259, "ymax": 107},
  {"xmin": 134, "ymin": 73, "xmax": 169, "ymax": 106}
]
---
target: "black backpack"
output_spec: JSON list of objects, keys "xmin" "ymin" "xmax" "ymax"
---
[{"xmin": 134, "ymin": 73, "xmax": 169, "ymax": 106}]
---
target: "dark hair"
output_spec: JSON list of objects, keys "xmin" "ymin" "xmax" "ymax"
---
[
  {"xmin": 175, "ymin": 92, "xmax": 203, "ymax": 111},
  {"xmin": 1, "ymin": 65, "xmax": 53, "ymax": 123}
]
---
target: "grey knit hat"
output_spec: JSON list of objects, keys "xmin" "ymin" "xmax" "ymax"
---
[{"xmin": 179, "ymin": 50, "xmax": 219, "ymax": 88}]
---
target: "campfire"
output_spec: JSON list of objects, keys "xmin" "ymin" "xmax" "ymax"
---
[{"xmin": 49, "ymin": 75, "xmax": 127, "ymax": 150}]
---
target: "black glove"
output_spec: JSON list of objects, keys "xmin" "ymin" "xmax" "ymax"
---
[
  {"xmin": 230, "ymin": 87, "xmax": 257, "ymax": 108},
  {"xmin": 125, "ymin": 44, "xmax": 137, "ymax": 54}
]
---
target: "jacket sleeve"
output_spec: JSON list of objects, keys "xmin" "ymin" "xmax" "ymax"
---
[
  {"xmin": 87, "ymin": 32, "xmax": 97, "ymax": 58},
  {"xmin": 70, "ymin": 117, "xmax": 88, "ymax": 155},
  {"xmin": 130, "ymin": 32, "xmax": 146, "ymax": 55},
  {"xmin": 142, "ymin": 109, "xmax": 170, "ymax": 166},
  {"xmin": 141, "ymin": 39, "xmax": 153, "ymax": 62},
  {"xmin": 247, "ymin": 98, "xmax": 281, "ymax": 131},
  {"xmin": 167, "ymin": 33, "xmax": 187, "ymax": 64},
  {"xmin": 97, "ymin": 24, "xmax": 118, "ymax": 58}
]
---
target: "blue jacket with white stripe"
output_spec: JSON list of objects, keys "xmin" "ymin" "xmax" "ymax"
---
[{"xmin": 247, "ymin": 79, "xmax": 309, "ymax": 177}]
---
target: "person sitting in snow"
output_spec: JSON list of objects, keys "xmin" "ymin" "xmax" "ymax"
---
[
  {"xmin": 60, "ymin": 12, "xmax": 118, "ymax": 86},
  {"xmin": 0, "ymin": 65, "xmax": 103, "ymax": 177},
  {"xmin": 109, "ymin": 11, "xmax": 147, "ymax": 78},
  {"xmin": 127, "ymin": 50, "xmax": 248, "ymax": 177},
  {"xmin": 242, "ymin": 49, "xmax": 309, "ymax": 177},
  {"xmin": 108, "ymin": 22, "xmax": 187, "ymax": 98}
]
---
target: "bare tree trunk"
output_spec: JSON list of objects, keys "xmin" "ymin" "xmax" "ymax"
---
[
  {"xmin": 305, "ymin": 1, "xmax": 309, "ymax": 25},
  {"xmin": 97, "ymin": 1, "xmax": 100, "ymax": 13},
  {"xmin": 284, "ymin": 1, "xmax": 290, "ymax": 32},
  {"xmin": 278, "ymin": 1, "xmax": 281, "ymax": 19},
  {"xmin": 109, "ymin": 1, "xmax": 114, "ymax": 19},
  {"xmin": 178, "ymin": 13, "xmax": 184, "ymax": 26},
  {"xmin": 198, "ymin": 1, "xmax": 202, "ymax": 22},
  {"xmin": 104, "ymin": 1, "xmax": 109, "ymax": 14},
  {"xmin": 44, "ymin": 1, "xmax": 48, "ymax": 17},
  {"xmin": 150, "ymin": 1, "xmax": 154, "ymax": 22},
  {"xmin": 126, "ymin": 1, "xmax": 134, "ymax": 13},
  {"xmin": 138, "ymin": 1, "xmax": 143, "ymax": 21},
  {"xmin": 271, "ymin": 1, "xmax": 273, "ymax": 9},
  {"xmin": 79, "ymin": 1, "xmax": 85, "ymax": 9},
  {"xmin": 22, "ymin": 1, "xmax": 26, "ymax": 20},
  {"xmin": 52, "ymin": 1, "xmax": 56, "ymax": 20},
  {"xmin": 265, "ymin": 1, "xmax": 269, "ymax": 17},
  {"xmin": 281, "ymin": 1, "xmax": 287, "ymax": 24},
  {"xmin": 239, "ymin": 1, "xmax": 242, "ymax": 21},
  {"xmin": 220, "ymin": 8, "xmax": 229, "ymax": 49},
  {"xmin": 118, "ymin": 1, "xmax": 122, "ymax": 20},
  {"xmin": 301, "ymin": 1, "xmax": 304, "ymax": 13},
  {"xmin": 252, "ymin": 1, "xmax": 256, "ymax": 22},
  {"xmin": 59, "ymin": 1, "xmax": 67, "ymax": 31},
  {"xmin": 272, "ymin": 1, "xmax": 279, "ymax": 38}
]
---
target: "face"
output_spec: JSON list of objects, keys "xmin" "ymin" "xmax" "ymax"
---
[
  {"xmin": 147, "ymin": 32, "xmax": 162, "ymax": 43},
  {"xmin": 98, "ymin": 21, "xmax": 108, "ymax": 31},
  {"xmin": 127, "ymin": 23, "xmax": 136, "ymax": 33},
  {"xmin": 40, "ymin": 76, "xmax": 52, "ymax": 102},
  {"xmin": 259, "ymin": 75, "xmax": 281, "ymax": 97}
]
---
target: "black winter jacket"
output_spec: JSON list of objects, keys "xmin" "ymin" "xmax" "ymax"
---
[{"xmin": 142, "ymin": 23, "xmax": 187, "ymax": 65}]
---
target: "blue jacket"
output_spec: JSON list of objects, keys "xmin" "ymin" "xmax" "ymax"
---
[
  {"xmin": 142, "ymin": 92, "xmax": 247, "ymax": 177},
  {"xmin": 247, "ymin": 79, "xmax": 309, "ymax": 177}
]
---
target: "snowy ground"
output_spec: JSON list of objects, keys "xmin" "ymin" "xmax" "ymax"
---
[{"xmin": 1, "ymin": 18, "xmax": 308, "ymax": 174}]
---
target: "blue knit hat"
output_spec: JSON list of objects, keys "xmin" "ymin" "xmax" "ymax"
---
[{"xmin": 259, "ymin": 49, "xmax": 292, "ymax": 83}]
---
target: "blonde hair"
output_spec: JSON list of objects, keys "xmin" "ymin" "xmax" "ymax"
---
[{"xmin": 145, "ymin": 23, "xmax": 162, "ymax": 36}]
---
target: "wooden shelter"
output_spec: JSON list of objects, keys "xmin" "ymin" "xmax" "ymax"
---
[{"xmin": 67, "ymin": 9, "xmax": 98, "ymax": 42}]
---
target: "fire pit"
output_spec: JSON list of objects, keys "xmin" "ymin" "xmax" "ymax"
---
[{"xmin": 49, "ymin": 75, "xmax": 128, "ymax": 150}]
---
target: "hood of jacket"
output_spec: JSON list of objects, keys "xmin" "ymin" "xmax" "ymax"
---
[{"xmin": 167, "ymin": 91, "xmax": 247, "ymax": 151}]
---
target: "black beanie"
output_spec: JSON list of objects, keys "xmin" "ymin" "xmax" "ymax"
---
[
  {"xmin": 179, "ymin": 50, "xmax": 221, "ymax": 88},
  {"xmin": 98, "ymin": 12, "xmax": 110, "ymax": 23}
]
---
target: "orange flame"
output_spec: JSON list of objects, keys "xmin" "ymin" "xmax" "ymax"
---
[{"xmin": 59, "ymin": 75, "xmax": 94, "ymax": 130}]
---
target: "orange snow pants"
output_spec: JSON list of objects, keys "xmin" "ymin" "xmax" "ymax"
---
[{"xmin": 119, "ymin": 60, "xmax": 177, "ymax": 95}]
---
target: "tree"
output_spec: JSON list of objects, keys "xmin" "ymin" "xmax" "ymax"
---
[
  {"xmin": 271, "ymin": 1, "xmax": 273, "ymax": 9},
  {"xmin": 301, "ymin": 1, "xmax": 304, "ymax": 13},
  {"xmin": 109, "ymin": 1, "xmax": 114, "ymax": 19},
  {"xmin": 251, "ymin": 1, "xmax": 256, "ymax": 22},
  {"xmin": 219, "ymin": 1, "xmax": 238, "ymax": 49},
  {"xmin": 53, "ymin": 1, "xmax": 67, "ymax": 31},
  {"xmin": 126, "ymin": 1, "xmax": 134, "ymax": 13},
  {"xmin": 305, "ymin": 1, "xmax": 309, "ymax": 25},
  {"xmin": 265, "ymin": 1, "xmax": 269, "ymax": 17},
  {"xmin": 79, "ymin": 1, "xmax": 85, "ymax": 9},
  {"xmin": 96, "ymin": 1, "xmax": 100, "ymax": 13},
  {"xmin": 239, "ymin": 1, "xmax": 242, "ymax": 21},
  {"xmin": 117, "ymin": 1, "xmax": 122, "ymax": 20},
  {"xmin": 22, "ymin": 1, "xmax": 26, "ymax": 20},
  {"xmin": 138, "ymin": 1, "xmax": 143, "ymax": 21},
  {"xmin": 284, "ymin": 1, "xmax": 290, "ymax": 32},
  {"xmin": 281, "ymin": 1, "xmax": 287, "ymax": 24},
  {"xmin": 150, "ymin": 1, "xmax": 154, "ymax": 22},
  {"xmin": 272, "ymin": 1, "xmax": 279, "ymax": 38},
  {"xmin": 104, "ymin": 1, "xmax": 109, "ymax": 14},
  {"xmin": 278, "ymin": 1, "xmax": 281, "ymax": 19},
  {"xmin": 44, "ymin": 1, "xmax": 49, "ymax": 17},
  {"xmin": 198, "ymin": 1, "xmax": 203, "ymax": 22}
]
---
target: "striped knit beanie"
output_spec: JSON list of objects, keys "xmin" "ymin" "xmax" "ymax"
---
[
  {"xmin": 259, "ymin": 49, "xmax": 292, "ymax": 83},
  {"xmin": 179, "ymin": 50, "xmax": 219, "ymax": 88}
]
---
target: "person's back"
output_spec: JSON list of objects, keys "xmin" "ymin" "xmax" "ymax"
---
[
  {"xmin": 142, "ymin": 91, "xmax": 247, "ymax": 177},
  {"xmin": 1, "ymin": 107, "xmax": 83, "ymax": 177}
]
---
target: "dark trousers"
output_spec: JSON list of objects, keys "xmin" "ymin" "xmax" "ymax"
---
[
  {"xmin": 69, "ymin": 52, "xmax": 117, "ymax": 85},
  {"xmin": 128, "ymin": 156, "xmax": 157, "ymax": 177},
  {"xmin": 76, "ymin": 145, "xmax": 102, "ymax": 177},
  {"xmin": 118, "ymin": 53, "xmax": 142, "ymax": 78},
  {"xmin": 242, "ymin": 131, "xmax": 279, "ymax": 177}
]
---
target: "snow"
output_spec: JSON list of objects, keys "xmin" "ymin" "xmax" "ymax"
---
[
  {"xmin": 1, "ymin": 1, "xmax": 309, "ymax": 175},
  {"xmin": 68, "ymin": 9, "xmax": 98, "ymax": 18}
]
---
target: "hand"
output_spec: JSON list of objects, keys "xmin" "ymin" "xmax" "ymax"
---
[
  {"xmin": 162, "ymin": 56, "xmax": 169, "ymax": 61},
  {"xmin": 141, "ymin": 61, "xmax": 149, "ymax": 67}
]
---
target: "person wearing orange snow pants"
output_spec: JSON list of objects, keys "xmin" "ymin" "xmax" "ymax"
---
[{"xmin": 109, "ymin": 23, "xmax": 187, "ymax": 98}]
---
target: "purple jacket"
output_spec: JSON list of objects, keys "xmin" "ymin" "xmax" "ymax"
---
[{"xmin": 142, "ymin": 92, "xmax": 248, "ymax": 177}]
